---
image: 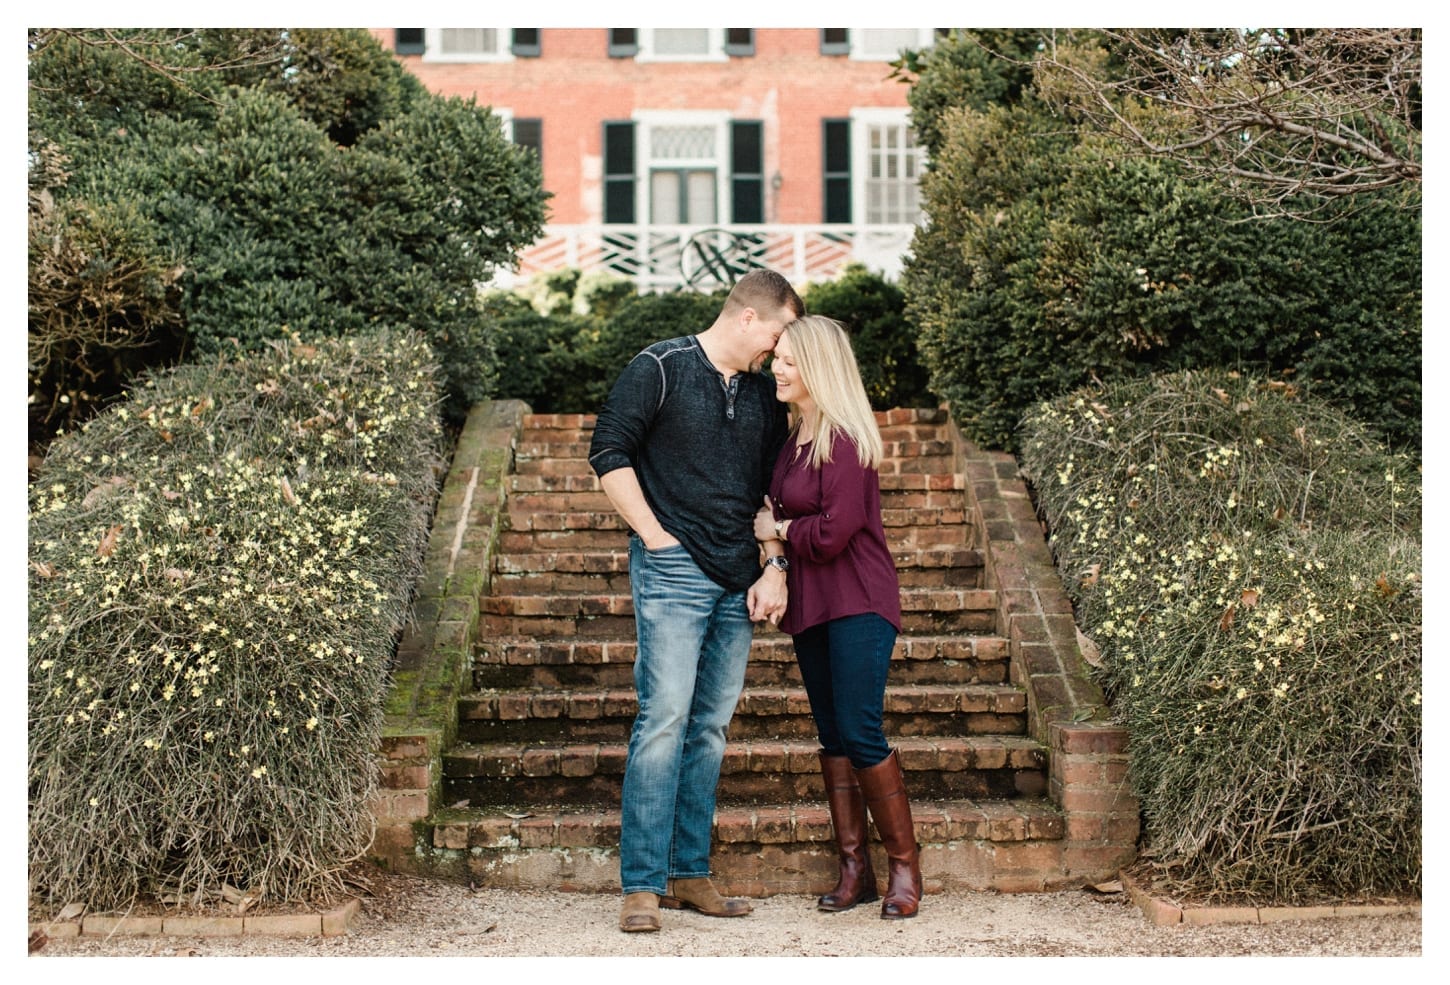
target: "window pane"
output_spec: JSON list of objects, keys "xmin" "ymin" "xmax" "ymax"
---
[
  {"xmin": 686, "ymin": 170, "xmax": 716, "ymax": 224},
  {"xmin": 864, "ymin": 121, "xmax": 924, "ymax": 225},
  {"xmin": 651, "ymin": 126, "xmax": 715, "ymax": 161},
  {"xmin": 652, "ymin": 171, "xmax": 681, "ymax": 224},
  {"xmin": 440, "ymin": 28, "xmax": 498, "ymax": 55},
  {"xmin": 653, "ymin": 28, "xmax": 710, "ymax": 55},
  {"xmin": 858, "ymin": 28, "xmax": 919, "ymax": 58}
]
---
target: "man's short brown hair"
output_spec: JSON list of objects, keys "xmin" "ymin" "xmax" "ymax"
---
[{"xmin": 722, "ymin": 268, "xmax": 805, "ymax": 320}]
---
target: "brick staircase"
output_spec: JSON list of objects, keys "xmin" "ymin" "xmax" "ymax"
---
[{"xmin": 380, "ymin": 407, "xmax": 1138, "ymax": 896}]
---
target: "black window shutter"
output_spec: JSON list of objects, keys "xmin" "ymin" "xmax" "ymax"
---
[
  {"xmin": 603, "ymin": 121, "xmax": 636, "ymax": 223},
  {"xmin": 725, "ymin": 29, "xmax": 755, "ymax": 57},
  {"xmin": 731, "ymin": 121, "xmax": 764, "ymax": 223},
  {"xmin": 823, "ymin": 119, "xmax": 851, "ymax": 223},
  {"xmin": 512, "ymin": 118, "xmax": 542, "ymax": 168},
  {"xmin": 512, "ymin": 29, "xmax": 541, "ymax": 57},
  {"xmin": 394, "ymin": 29, "xmax": 425, "ymax": 55},
  {"xmin": 608, "ymin": 29, "xmax": 638, "ymax": 57},
  {"xmin": 820, "ymin": 29, "xmax": 849, "ymax": 55}
]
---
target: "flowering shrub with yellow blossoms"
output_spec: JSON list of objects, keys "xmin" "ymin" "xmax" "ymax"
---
[
  {"xmin": 28, "ymin": 329, "xmax": 445, "ymax": 909},
  {"xmin": 1019, "ymin": 369, "xmax": 1420, "ymax": 903}
]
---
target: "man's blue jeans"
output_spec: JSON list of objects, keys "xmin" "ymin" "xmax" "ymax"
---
[
  {"xmin": 620, "ymin": 536, "xmax": 753, "ymax": 896},
  {"xmin": 791, "ymin": 612, "xmax": 897, "ymax": 769}
]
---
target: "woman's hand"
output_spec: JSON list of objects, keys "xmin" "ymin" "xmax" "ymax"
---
[{"xmin": 753, "ymin": 495, "xmax": 778, "ymax": 542}]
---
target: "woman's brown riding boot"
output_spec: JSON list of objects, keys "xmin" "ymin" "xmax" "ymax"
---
[
  {"xmin": 817, "ymin": 752, "xmax": 879, "ymax": 912},
  {"xmin": 855, "ymin": 748, "xmax": 922, "ymax": 919}
]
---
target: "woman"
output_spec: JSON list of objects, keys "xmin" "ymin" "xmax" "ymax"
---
[{"xmin": 753, "ymin": 315, "xmax": 921, "ymax": 919}]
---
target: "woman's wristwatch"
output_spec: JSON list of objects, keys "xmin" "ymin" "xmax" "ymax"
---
[{"xmin": 774, "ymin": 519, "xmax": 787, "ymax": 542}]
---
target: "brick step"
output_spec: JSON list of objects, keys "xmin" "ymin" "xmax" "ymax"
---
[
  {"xmin": 505, "ymin": 471, "xmax": 967, "ymax": 494},
  {"xmin": 514, "ymin": 437, "xmax": 958, "ymax": 465},
  {"xmin": 477, "ymin": 587, "xmax": 998, "ymax": 638},
  {"xmin": 423, "ymin": 796, "xmax": 1067, "ymax": 894},
  {"xmin": 490, "ymin": 565, "xmax": 979, "ymax": 595},
  {"xmin": 473, "ymin": 634, "xmax": 1012, "ymax": 690},
  {"xmin": 511, "ymin": 455, "xmax": 963, "ymax": 479},
  {"xmin": 502, "ymin": 506, "xmax": 969, "ymax": 532},
  {"xmin": 457, "ymin": 682, "xmax": 1027, "ymax": 743},
  {"xmin": 489, "ymin": 546, "xmax": 984, "ymax": 593},
  {"xmin": 497, "ymin": 523, "xmax": 974, "ymax": 555},
  {"xmin": 479, "ymin": 609, "xmax": 995, "ymax": 640},
  {"xmin": 442, "ymin": 735, "xmax": 1047, "ymax": 807},
  {"xmin": 505, "ymin": 484, "xmax": 968, "ymax": 514}
]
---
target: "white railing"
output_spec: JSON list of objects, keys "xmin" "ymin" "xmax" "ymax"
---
[{"xmin": 490, "ymin": 223, "xmax": 918, "ymax": 293}]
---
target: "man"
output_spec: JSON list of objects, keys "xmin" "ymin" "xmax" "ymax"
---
[{"xmin": 588, "ymin": 268, "xmax": 805, "ymax": 933}]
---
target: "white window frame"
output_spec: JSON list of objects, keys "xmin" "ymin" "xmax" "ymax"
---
[
  {"xmin": 632, "ymin": 110, "xmax": 732, "ymax": 225},
  {"xmin": 848, "ymin": 27, "xmax": 936, "ymax": 62},
  {"xmin": 635, "ymin": 28, "xmax": 729, "ymax": 63},
  {"xmin": 422, "ymin": 28, "xmax": 516, "ymax": 63},
  {"xmin": 850, "ymin": 107, "xmax": 926, "ymax": 226}
]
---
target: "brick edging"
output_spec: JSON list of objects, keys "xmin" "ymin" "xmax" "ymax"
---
[
  {"xmin": 371, "ymin": 398, "xmax": 530, "ymax": 867},
  {"xmin": 943, "ymin": 411, "xmax": 1138, "ymax": 884},
  {"xmin": 29, "ymin": 898, "xmax": 362, "ymax": 939},
  {"xmin": 1119, "ymin": 869, "xmax": 1422, "ymax": 927}
]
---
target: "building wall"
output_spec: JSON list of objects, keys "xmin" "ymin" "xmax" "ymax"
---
[{"xmin": 367, "ymin": 28, "xmax": 916, "ymax": 227}]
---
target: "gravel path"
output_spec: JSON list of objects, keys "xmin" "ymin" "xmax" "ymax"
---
[{"xmin": 30, "ymin": 868, "xmax": 1421, "ymax": 960}]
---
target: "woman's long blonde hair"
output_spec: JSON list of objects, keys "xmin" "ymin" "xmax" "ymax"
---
[{"xmin": 781, "ymin": 315, "xmax": 883, "ymax": 470}]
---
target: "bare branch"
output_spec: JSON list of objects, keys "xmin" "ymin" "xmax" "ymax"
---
[{"xmin": 1033, "ymin": 28, "xmax": 1421, "ymax": 219}]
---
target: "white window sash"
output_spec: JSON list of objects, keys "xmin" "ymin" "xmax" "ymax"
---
[
  {"xmin": 633, "ymin": 110, "xmax": 731, "ymax": 224},
  {"xmin": 850, "ymin": 107, "xmax": 925, "ymax": 226},
  {"xmin": 423, "ymin": 28, "xmax": 516, "ymax": 63},
  {"xmin": 848, "ymin": 27, "xmax": 935, "ymax": 62},
  {"xmin": 635, "ymin": 28, "xmax": 729, "ymax": 62}
]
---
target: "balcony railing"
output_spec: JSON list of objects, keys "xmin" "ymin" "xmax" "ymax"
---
[{"xmin": 490, "ymin": 223, "xmax": 918, "ymax": 293}]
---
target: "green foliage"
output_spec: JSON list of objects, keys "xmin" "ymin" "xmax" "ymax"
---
[
  {"xmin": 481, "ymin": 292, "xmax": 597, "ymax": 414},
  {"xmin": 28, "ymin": 329, "xmax": 445, "ymax": 909},
  {"xmin": 264, "ymin": 28, "xmax": 414, "ymax": 146},
  {"xmin": 1018, "ymin": 370, "xmax": 1420, "ymax": 901},
  {"xmin": 28, "ymin": 28, "xmax": 549, "ymax": 441},
  {"xmin": 28, "ymin": 157, "xmax": 187, "ymax": 443},
  {"xmin": 580, "ymin": 290, "xmax": 725, "ymax": 410},
  {"xmin": 902, "ymin": 91, "xmax": 1421, "ymax": 453},
  {"xmin": 896, "ymin": 29, "xmax": 1043, "ymax": 156},
  {"xmin": 573, "ymin": 269, "xmax": 636, "ymax": 319},
  {"xmin": 802, "ymin": 264, "xmax": 935, "ymax": 409}
]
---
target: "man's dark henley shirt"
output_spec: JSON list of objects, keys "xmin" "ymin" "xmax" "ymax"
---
[{"xmin": 588, "ymin": 335, "xmax": 789, "ymax": 593}]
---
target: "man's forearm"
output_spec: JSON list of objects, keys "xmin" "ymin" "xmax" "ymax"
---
[{"xmin": 599, "ymin": 468, "xmax": 675, "ymax": 548}]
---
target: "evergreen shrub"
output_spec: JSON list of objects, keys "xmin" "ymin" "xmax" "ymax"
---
[
  {"xmin": 802, "ymin": 263, "xmax": 935, "ymax": 410},
  {"xmin": 28, "ymin": 328, "xmax": 446, "ymax": 908}
]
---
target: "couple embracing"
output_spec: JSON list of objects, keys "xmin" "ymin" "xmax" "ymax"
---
[{"xmin": 587, "ymin": 269, "xmax": 921, "ymax": 934}]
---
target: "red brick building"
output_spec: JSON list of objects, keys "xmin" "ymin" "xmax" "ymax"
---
[{"xmin": 369, "ymin": 27, "xmax": 936, "ymax": 291}]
